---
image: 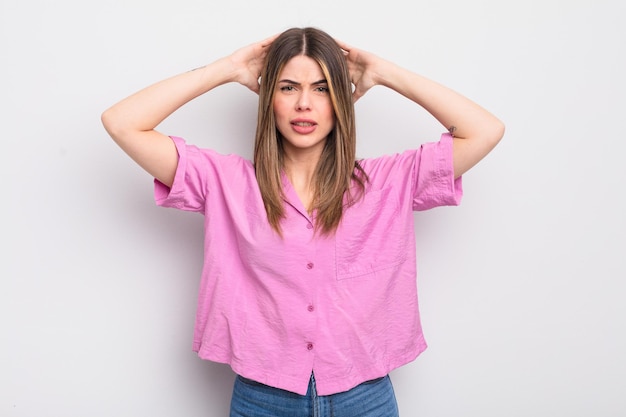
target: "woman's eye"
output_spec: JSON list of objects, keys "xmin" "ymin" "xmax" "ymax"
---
[
  {"xmin": 280, "ymin": 85, "xmax": 295, "ymax": 92},
  {"xmin": 316, "ymin": 86, "xmax": 329, "ymax": 93}
]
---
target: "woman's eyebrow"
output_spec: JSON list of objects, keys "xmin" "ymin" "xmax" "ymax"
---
[{"xmin": 278, "ymin": 79, "xmax": 328, "ymax": 85}]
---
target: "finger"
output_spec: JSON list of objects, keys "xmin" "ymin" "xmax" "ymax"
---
[
  {"xmin": 335, "ymin": 38, "xmax": 350, "ymax": 50},
  {"xmin": 334, "ymin": 39, "xmax": 352, "ymax": 54}
]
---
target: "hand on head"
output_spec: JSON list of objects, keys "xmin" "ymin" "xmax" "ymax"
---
[
  {"xmin": 229, "ymin": 33, "xmax": 279, "ymax": 94},
  {"xmin": 233, "ymin": 30, "xmax": 380, "ymax": 102},
  {"xmin": 335, "ymin": 39, "xmax": 380, "ymax": 102}
]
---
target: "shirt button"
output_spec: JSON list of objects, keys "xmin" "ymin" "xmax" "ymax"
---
[
  {"xmin": 306, "ymin": 262, "xmax": 314, "ymax": 270},
  {"xmin": 306, "ymin": 343, "xmax": 314, "ymax": 350},
  {"xmin": 306, "ymin": 223, "xmax": 313, "ymax": 229},
  {"xmin": 307, "ymin": 304, "xmax": 314, "ymax": 312}
]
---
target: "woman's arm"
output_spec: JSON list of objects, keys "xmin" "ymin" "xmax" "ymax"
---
[
  {"xmin": 101, "ymin": 35, "xmax": 276, "ymax": 187},
  {"xmin": 337, "ymin": 40, "xmax": 505, "ymax": 178}
]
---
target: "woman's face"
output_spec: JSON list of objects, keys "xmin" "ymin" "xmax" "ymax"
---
[{"xmin": 273, "ymin": 55, "xmax": 335, "ymax": 161}]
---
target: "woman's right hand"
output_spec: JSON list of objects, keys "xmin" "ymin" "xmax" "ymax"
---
[{"xmin": 228, "ymin": 34, "xmax": 278, "ymax": 94}]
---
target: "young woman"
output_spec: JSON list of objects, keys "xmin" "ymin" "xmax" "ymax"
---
[{"xmin": 102, "ymin": 27, "xmax": 504, "ymax": 417}]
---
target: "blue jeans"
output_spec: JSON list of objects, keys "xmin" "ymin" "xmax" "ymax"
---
[{"xmin": 229, "ymin": 373, "xmax": 400, "ymax": 417}]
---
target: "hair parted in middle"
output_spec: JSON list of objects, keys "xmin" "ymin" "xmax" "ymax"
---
[{"xmin": 254, "ymin": 27, "xmax": 369, "ymax": 236}]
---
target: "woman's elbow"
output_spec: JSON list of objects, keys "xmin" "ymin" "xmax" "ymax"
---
[
  {"xmin": 493, "ymin": 119, "xmax": 506, "ymax": 143},
  {"xmin": 101, "ymin": 107, "xmax": 117, "ymax": 137},
  {"xmin": 484, "ymin": 118, "xmax": 506, "ymax": 150},
  {"xmin": 101, "ymin": 107, "xmax": 129, "ymax": 143}
]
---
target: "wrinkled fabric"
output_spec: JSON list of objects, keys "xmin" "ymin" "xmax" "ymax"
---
[{"xmin": 154, "ymin": 133, "xmax": 462, "ymax": 395}]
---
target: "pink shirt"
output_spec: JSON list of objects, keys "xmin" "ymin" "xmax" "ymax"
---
[{"xmin": 154, "ymin": 133, "xmax": 462, "ymax": 395}]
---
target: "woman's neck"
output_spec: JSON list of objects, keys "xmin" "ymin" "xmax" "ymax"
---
[{"xmin": 283, "ymin": 158, "xmax": 319, "ymax": 213}]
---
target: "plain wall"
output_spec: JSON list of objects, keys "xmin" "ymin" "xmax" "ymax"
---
[{"xmin": 2, "ymin": 0, "xmax": 625, "ymax": 415}]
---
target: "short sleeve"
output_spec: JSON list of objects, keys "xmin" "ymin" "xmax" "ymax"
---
[
  {"xmin": 153, "ymin": 136, "xmax": 215, "ymax": 213},
  {"xmin": 412, "ymin": 132, "xmax": 463, "ymax": 211}
]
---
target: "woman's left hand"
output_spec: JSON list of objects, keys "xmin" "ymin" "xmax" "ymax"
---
[{"xmin": 335, "ymin": 39, "xmax": 383, "ymax": 102}]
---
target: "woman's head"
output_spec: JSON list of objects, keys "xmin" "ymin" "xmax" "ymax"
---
[
  {"xmin": 255, "ymin": 27, "xmax": 355, "ymax": 160},
  {"xmin": 254, "ymin": 27, "xmax": 367, "ymax": 235}
]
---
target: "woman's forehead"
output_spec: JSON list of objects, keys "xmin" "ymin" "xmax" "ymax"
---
[{"xmin": 278, "ymin": 56, "xmax": 325, "ymax": 82}]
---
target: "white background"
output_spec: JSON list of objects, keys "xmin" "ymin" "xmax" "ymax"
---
[{"xmin": 2, "ymin": 0, "xmax": 625, "ymax": 416}]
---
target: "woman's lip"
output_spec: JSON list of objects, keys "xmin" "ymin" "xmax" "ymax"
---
[
  {"xmin": 291, "ymin": 120, "xmax": 317, "ymax": 134},
  {"xmin": 291, "ymin": 118, "xmax": 317, "ymax": 125}
]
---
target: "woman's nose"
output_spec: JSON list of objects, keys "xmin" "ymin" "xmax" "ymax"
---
[{"xmin": 296, "ymin": 92, "xmax": 310, "ymax": 110}]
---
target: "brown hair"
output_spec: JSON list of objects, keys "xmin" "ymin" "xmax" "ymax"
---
[{"xmin": 254, "ymin": 27, "xmax": 368, "ymax": 235}]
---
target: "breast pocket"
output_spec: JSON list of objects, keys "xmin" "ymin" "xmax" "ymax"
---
[{"xmin": 335, "ymin": 187, "xmax": 409, "ymax": 280}]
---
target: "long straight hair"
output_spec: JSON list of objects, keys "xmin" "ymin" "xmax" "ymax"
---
[{"xmin": 254, "ymin": 27, "xmax": 368, "ymax": 235}]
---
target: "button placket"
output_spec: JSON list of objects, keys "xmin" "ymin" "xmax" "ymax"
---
[{"xmin": 303, "ymin": 218, "xmax": 317, "ymax": 355}]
